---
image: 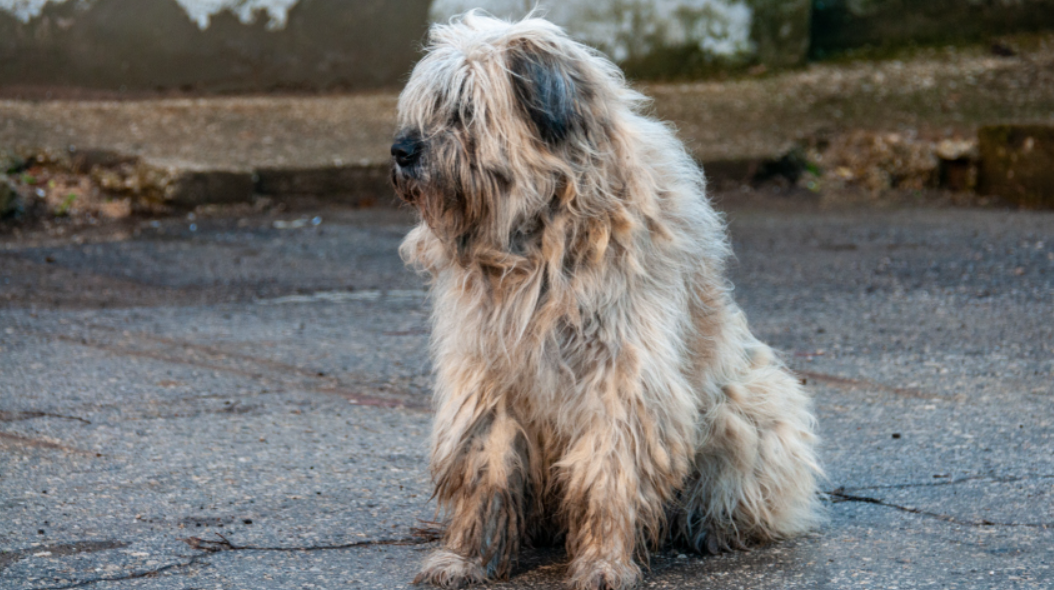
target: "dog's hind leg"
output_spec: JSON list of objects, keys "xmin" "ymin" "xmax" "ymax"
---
[
  {"xmin": 416, "ymin": 395, "xmax": 531, "ymax": 588},
  {"xmin": 677, "ymin": 315, "xmax": 823, "ymax": 553}
]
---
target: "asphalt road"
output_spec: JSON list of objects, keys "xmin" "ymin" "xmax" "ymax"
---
[{"xmin": 1, "ymin": 198, "xmax": 1052, "ymax": 589}]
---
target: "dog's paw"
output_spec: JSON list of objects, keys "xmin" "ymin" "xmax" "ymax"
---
[
  {"xmin": 414, "ymin": 550, "xmax": 487, "ymax": 588},
  {"xmin": 690, "ymin": 526, "xmax": 749, "ymax": 555},
  {"xmin": 566, "ymin": 558, "xmax": 641, "ymax": 590}
]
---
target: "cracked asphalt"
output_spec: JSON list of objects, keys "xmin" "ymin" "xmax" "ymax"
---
[{"xmin": 1, "ymin": 196, "xmax": 1052, "ymax": 589}]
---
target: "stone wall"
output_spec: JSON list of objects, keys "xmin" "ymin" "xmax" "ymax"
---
[
  {"xmin": 4, "ymin": 0, "xmax": 1054, "ymax": 92},
  {"xmin": 430, "ymin": 0, "xmax": 812, "ymax": 77},
  {"xmin": 0, "ymin": 0, "xmax": 431, "ymax": 93},
  {"xmin": 811, "ymin": 0, "xmax": 1054, "ymax": 57}
]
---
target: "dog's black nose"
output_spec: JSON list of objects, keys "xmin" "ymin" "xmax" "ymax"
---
[{"xmin": 391, "ymin": 137, "xmax": 421, "ymax": 168}]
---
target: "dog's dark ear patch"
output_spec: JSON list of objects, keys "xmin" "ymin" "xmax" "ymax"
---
[{"xmin": 509, "ymin": 47, "xmax": 581, "ymax": 145}]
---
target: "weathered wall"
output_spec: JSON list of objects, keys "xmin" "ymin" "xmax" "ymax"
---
[
  {"xmin": 811, "ymin": 0, "xmax": 1054, "ymax": 56},
  {"xmin": 431, "ymin": 0, "xmax": 812, "ymax": 77},
  {"xmin": 0, "ymin": 0, "xmax": 431, "ymax": 93},
  {"xmin": 5, "ymin": 0, "xmax": 1054, "ymax": 92}
]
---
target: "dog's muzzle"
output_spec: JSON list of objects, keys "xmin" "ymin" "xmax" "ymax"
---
[{"xmin": 391, "ymin": 134, "xmax": 422, "ymax": 169}]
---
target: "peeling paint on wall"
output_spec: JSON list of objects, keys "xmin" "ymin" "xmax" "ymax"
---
[
  {"xmin": 430, "ymin": 0, "xmax": 755, "ymax": 62},
  {"xmin": 1, "ymin": 0, "xmax": 432, "ymax": 92},
  {"xmin": 0, "ymin": 0, "xmax": 302, "ymax": 29},
  {"xmin": 0, "ymin": 0, "xmax": 76, "ymax": 22},
  {"xmin": 173, "ymin": 0, "xmax": 301, "ymax": 29}
]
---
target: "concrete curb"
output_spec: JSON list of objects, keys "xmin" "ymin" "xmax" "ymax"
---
[
  {"xmin": 153, "ymin": 162, "xmax": 398, "ymax": 210},
  {"xmin": 98, "ymin": 157, "xmax": 780, "ymax": 209},
  {"xmin": 6, "ymin": 146, "xmax": 796, "ymax": 213},
  {"xmin": 7, "ymin": 148, "xmax": 402, "ymax": 211},
  {"xmin": 156, "ymin": 158, "xmax": 782, "ymax": 208},
  {"xmin": 255, "ymin": 164, "xmax": 394, "ymax": 208},
  {"xmin": 7, "ymin": 130, "xmax": 1036, "ymax": 213}
]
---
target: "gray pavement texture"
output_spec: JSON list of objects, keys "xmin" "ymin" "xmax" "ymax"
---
[{"xmin": 1, "ymin": 197, "xmax": 1052, "ymax": 590}]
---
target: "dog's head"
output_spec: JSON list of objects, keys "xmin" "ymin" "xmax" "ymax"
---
[{"xmin": 391, "ymin": 12, "xmax": 631, "ymax": 258}]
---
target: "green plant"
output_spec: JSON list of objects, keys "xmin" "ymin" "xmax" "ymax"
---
[{"xmin": 56, "ymin": 193, "xmax": 77, "ymax": 216}]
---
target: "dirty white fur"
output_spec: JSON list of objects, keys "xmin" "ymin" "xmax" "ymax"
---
[{"xmin": 393, "ymin": 12, "xmax": 822, "ymax": 590}]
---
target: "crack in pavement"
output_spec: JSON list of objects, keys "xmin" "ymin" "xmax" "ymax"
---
[
  {"xmin": 0, "ymin": 541, "xmax": 128, "ymax": 574},
  {"xmin": 38, "ymin": 328, "xmax": 427, "ymax": 410},
  {"xmin": 0, "ymin": 411, "xmax": 92, "ymax": 424},
  {"xmin": 80, "ymin": 322, "xmax": 399, "ymax": 387},
  {"xmin": 840, "ymin": 473, "xmax": 1054, "ymax": 491},
  {"xmin": 798, "ymin": 370, "xmax": 959, "ymax": 401},
  {"xmin": 828, "ymin": 489, "xmax": 1054, "ymax": 528},
  {"xmin": 35, "ymin": 554, "xmax": 212, "ymax": 590},
  {"xmin": 0, "ymin": 432, "xmax": 100, "ymax": 456},
  {"xmin": 32, "ymin": 529, "xmax": 442, "ymax": 590},
  {"xmin": 183, "ymin": 527, "xmax": 442, "ymax": 553}
]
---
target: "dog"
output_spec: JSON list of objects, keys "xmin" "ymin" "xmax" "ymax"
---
[{"xmin": 391, "ymin": 12, "xmax": 822, "ymax": 590}]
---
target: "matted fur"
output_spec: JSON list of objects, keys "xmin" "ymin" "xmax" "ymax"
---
[{"xmin": 393, "ymin": 12, "xmax": 822, "ymax": 590}]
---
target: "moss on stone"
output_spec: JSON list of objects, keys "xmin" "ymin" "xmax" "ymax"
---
[{"xmin": 978, "ymin": 124, "xmax": 1054, "ymax": 209}]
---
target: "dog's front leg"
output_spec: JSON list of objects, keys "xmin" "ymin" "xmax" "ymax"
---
[
  {"xmin": 560, "ymin": 413, "xmax": 650, "ymax": 590},
  {"xmin": 557, "ymin": 362, "xmax": 690, "ymax": 590},
  {"xmin": 416, "ymin": 396, "xmax": 529, "ymax": 588},
  {"xmin": 554, "ymin": 340, "xmax": 696, "ymax": 590}
]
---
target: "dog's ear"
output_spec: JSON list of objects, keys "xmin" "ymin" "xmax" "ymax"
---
[{"xmin": 508, "ymin": 44, "xmax": 581, "ymax": 145}]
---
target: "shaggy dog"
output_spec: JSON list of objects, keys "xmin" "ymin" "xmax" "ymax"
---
[{"xmin": 391, "ymin": 13, "xmax": 822, "ymax": 590}]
